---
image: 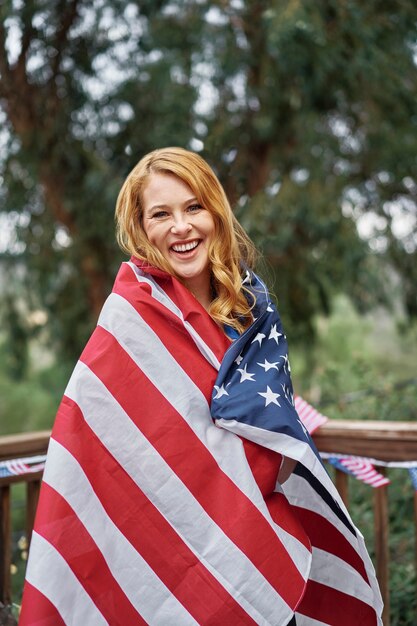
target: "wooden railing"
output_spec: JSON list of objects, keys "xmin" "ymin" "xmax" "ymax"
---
[
  {"xmin": 1, "ymin": 422, "xmax": 417, "ymax": 625},
  {"xmin": 0, "ymin": 430, "xmax": 50, "ymax": 615},
  {"xmin": 314, "ymin": 420, "xmax": 417, "ymax": 625}
]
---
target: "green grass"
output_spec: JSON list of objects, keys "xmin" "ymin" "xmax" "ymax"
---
[
  {"xmin": 0, "ymin": 358, "xmax": 72, "ymax": 435},
  {"xmin": 291, "ymin": 295, "xmax": 417, "ymax": 421}
]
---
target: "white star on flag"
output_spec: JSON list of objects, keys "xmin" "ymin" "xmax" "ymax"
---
[
  {"xmin": 268, "ymin": 324, "xmax": 282, "ymax": 344},
  {"xmin": 257, "ymin": 359, "xmax": 279, "ymax": 372},
  {"xmin": 251, "ymin": 332, "xmax": 265, "ymax": 346},
  {"xmin": 280, "ymin": 383, "xmax": 294, "ymax": 406},
  {"xmin": 280, "ymin": 354, "xmax": 291, "ymax": 373},
  {"xmin": 258, "ymin": 386, "xmax": 281, "ymax": 407},
  {"xmin": 213, "ymin": 384, "xmax": 229, "ymax": 399},
  {"xmin": 297, "ymin": 418, "xmax": 309, "ymax": 439},
  {"xmin": 267, "ymin": 303, "xmax": 273, "ymax": 312},
  {"xmin": 242, "ymin": 270, "xmax": 251, "ymax": 284},
  {"xmin": 237, "ymin": 364, "xmax": 256, "ymax": 383},
  {"xmin": 234, "ymin": 354, "xmax": 243, "ymax": 365}
]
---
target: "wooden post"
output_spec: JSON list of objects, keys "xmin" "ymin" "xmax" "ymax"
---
[
  {"xmin": 26, "ymin": 479, "xmax": 41, "ymax": 548},
  {"xmin": 335, "ymin": 469, "xmax": 349, "ymax": 507},
  {"xmin": 0, "ymin": 485, "xmax": 11, "ymax": 605},
  {"xmin": 414, "ymin": 491, "xmax": 417, "ymax": 612},
  {"xmin": 374, "ymin": 470, "xmax": 390, "ymax": 626}
]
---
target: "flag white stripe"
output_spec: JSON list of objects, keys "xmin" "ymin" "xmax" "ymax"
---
[
  {"xmin": 25, "ymin": 531, "xmax": 108, "ymax": 626},
  {"xmin": 66, "ymin": 362, "xmax": 294, "ymax": 625},
  {"xmin": 309, "ymin": 547, "xmax": 376, "ymax": 606},
  {"xmin": 43, "ymin": 438, "xmax": 199, "ymax": 626},
  {"xmin": 98, "ymin": 293, "xmax": 312, "ymax": 576}
]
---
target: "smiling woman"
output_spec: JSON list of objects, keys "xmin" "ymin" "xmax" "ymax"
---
[
  {"xmin": 115, "ymin": 146, "xmax": 258, "ymax": 335},
  {"xmin": 142, "ymin": 173, "xmax": 215, "ymax": 309},
  {"xmin": 19, "ymin": 147, "xmax": 383, "ymax": 626}
]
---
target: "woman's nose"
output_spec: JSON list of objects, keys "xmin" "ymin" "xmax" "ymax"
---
[{"xmin": 171, "ymin": 213, "xmax": 192, "ymax": 235}]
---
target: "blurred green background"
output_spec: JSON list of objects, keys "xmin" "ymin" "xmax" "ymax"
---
[{"xmin": 0, "ymin": 1, "xmax": 416, "ymax": 623}]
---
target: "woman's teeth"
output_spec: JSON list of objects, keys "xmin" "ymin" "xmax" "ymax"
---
[{"xmin": 171, "ymin": 241, "xmax": 199, "ymax": 253}]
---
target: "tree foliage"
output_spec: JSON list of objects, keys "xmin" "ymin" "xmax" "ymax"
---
[{"xmin": 0, "ymin": 0, "xmax": 416, "ymax": 360}]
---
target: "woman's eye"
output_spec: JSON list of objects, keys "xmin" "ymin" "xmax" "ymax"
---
[
  {"xmin": 187, "ymin": 204, "xmax": 203, "ymax": 212},
  {"xmin": 152, "ymin": 210, "xmax": 168, "ymax": 219}
]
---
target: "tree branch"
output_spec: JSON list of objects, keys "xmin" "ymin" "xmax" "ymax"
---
[
  {"xmin": 50, "ymin": 0, "xmax": 81, "ymax": 79},
  {"xmin": 39, "ymin": 166, "xmax": 76, "ymax": 234},
  {"xmin": 15, "ymin": 1, "xmax": 38, "ymax": 85}
]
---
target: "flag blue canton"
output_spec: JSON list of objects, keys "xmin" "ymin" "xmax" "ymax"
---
[{"xmin": 211, "ymin": 271, "xmax": 320, "ymax": 459}]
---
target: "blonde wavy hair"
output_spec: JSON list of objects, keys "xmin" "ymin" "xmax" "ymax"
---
[{"xmin": 115, "ymin": 147, "xmax": 258, "ymax": 333}]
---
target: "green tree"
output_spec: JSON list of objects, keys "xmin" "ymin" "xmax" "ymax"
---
[
  {"xmin": 0, "ymin": 0, "xmax": 203, "ymax": 359},
  {"xmin": 201, "ymin": 0, "xmax": 417, "ymax": 337},
  {"xmin": 1, "ymin": 293, "xmax": 29, "ymax": 380},
  {"xmin": 0, "ymin": 0, "xmax": 416, "ymax": 356}
]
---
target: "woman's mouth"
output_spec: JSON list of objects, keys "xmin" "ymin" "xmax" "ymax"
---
[{"xmin": 170, "ymin": 240, "xmax": 200, "ymax": 254}]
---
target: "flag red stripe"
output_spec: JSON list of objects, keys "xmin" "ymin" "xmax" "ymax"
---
[
  {"xmin": 294, "ymin": 506, "xmax": 369, "ymax": 584},
  {"xmin": 81, "ymin": 326, "xmax": 307, "ymax": 607},
  {"xmin": 266, "ymin": 493, "xmax": 312, "ymax": 551},
  {"xmin": 298, "ymin": 579, "xmax": 378, "ymax": 626},
  {"xmin": 53, "ymin": 398, "xmax": 258, "ymax": 625},
  {"xmin": 19, "ymin": 581, "xmax": 66, "ymax": 626},
  {"xmin": 33, "ymin": 482, "xmax": 146, "ymax": 625},
  {"xmin": 241, "ymin": 438, "xmax": 282, "ymax": 496}
]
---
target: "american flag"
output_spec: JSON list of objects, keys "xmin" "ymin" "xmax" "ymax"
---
[
  {"xmin": 327, "ymin": 457, "xmax": 390, "ymax": 488},
  {"xmin": 0, "ymin": 456, "xmax": 46, "ymax": 478},
  {"xmin": 20, "ymin": 260, "xmax": 382, "ymax": 625},
  {"xmin": 294, "ymin": 395, "xmax": 328, "ymax": 435}
]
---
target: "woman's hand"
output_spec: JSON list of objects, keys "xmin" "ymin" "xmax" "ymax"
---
[{"xmin": 278, "ymin": 456, "xmax": 298, "ymax": 484}]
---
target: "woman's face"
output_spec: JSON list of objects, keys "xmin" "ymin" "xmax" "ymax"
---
[{"xmin": 142, "ymin": 172, "xmax": 215, "ymax": 298}]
